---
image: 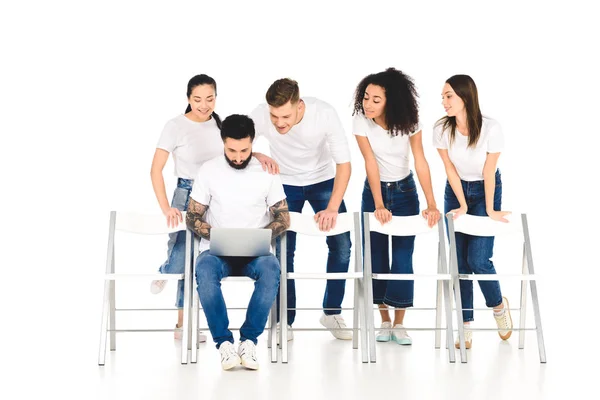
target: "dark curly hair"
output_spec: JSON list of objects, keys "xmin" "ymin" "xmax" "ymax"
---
[{"xmin": 352, "ymin": 67, "xmax": 419, "ymax": 137}]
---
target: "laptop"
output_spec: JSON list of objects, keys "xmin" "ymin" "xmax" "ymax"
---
[{"xmin": 209, "ymin": 228, "xmax": 273, "ymax": 257}]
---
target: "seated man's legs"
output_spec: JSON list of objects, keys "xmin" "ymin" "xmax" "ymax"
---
[
  {"xmin": 195, "ymin": 251, "xmax": 234, "ymax": 348},
  {"xmin": 239, "ymin": 254, "xmax": 281, "ymax": 343}
]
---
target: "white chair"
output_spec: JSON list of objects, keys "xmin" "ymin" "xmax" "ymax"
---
[
  {"xmin": 279, "ymin": 211, "xmax": 368, "ymax": 363},
  {"xmin": 446, "ymin": 212, "xmax": 547, "ymax": 363},
  {"xmin": 98, "ymin": 211, "xmax": 193, "ymax": 365},
  {"xmin": 189, "ymin": 236, "xmax": 278, "ymax": 364},
  {"xmin": 362, "ymin": 212, "xmax": 455, "ymax": 363}
]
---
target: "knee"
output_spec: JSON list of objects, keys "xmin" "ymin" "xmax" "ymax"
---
[
  {"xmin": 329, "ymin": 233, "xmax": 352, "ymax": 258},
  {"xmin": 466, "ymin": 254, "xmax": 491, "ymax": 273},
  {"xmin": 259, "ymin": 256, "xmax": 281, "ymax": 284},
  {"xmin": 195, "ymin": 254, "xmax": 221, "ymax": 282}
]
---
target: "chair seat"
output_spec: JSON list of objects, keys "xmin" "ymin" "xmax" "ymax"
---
[
  {"xmin": 287, "ymin": 272, "xmax": 364, "ymax": 279},
  {"xmin": 372, "ymin": 273, "xmax": 451, "ymax": 280},
  {"xmin": 104, "ymin": 273, "xmax": 184, "ymax": 280},
  {"xmin": 457, "ymin": 274, "xmax": 538, "ymax": 281}
]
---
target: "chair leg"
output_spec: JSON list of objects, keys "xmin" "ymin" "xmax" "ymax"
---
[
  {"xmin": 181, "ymin": 231, "xmax": 193, "ymax": 365},
  {"xmin": 453, "ymin": 276, "xmax": 467, "ymax": 363},
  {"xmin": 190, "ymin": 292, "xmax": 199, "ymax": 363},
  {"xmin": 443, "ymin": 279, "xmax": 456, "ymax": 363},
  {"xmin": 267, "ymin": 307, "xmax": 272, "ymax": 349},
  {"xmin": 447, "ymin": 220, "xmax": 467, "ymax": 363},
  {"xmin": 365, "ymin": 277, "xmax": 376, "ymax": 363},
  {"xmin": 280, "ymin": 234, "xmax": 288, "ymax": 363},
  {"xmin": 530, "ymin": 279, "xmax": 547, "ymax": 363},
  {"xmin": 109, "ymin": 280, "xmax": 116, "ymax": 351},
  {"xmin": 280, "ymin": 278, "xmax": 288, "ymax": 363},
  {"xmin": 435, "ymin": 280, "xmax": 443, "ymax": 349},
  {"xmin": 359, "ymin": 280, "xmax": 369, "ymax": 363},
  {"xmin": 270, "ymin": 302, "xmax": 278, "ymax": 363},
  {"xmin": 191, "ymin": 291, "xmax": 198, "ymax": 363},
  {"xmin": 521, "ymin": 214, "xmax": 546, "ymax": 363},
  {"xmin": 353, "ymin": 279, "xmax": 359, "ymax": 350},
  {"xmin": 98, "ymin": 280, "xmax": 111, "ymax": 366},
  {"xmin": 519, "ymin": 245, "xmax": 528, "ymax": 350}
]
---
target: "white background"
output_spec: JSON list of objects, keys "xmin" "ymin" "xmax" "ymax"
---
[{"xmin": 1, "ymin": 0, "xmax": 598, "ymax": 398}]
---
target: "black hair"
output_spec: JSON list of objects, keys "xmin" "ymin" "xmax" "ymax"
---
[
  {"xmin": 220, "ymin": 114, "xmax": 255, "ymax": 142},
  {"xmin": 184, "ymin": 74, "xmax": 222, "ymax": 129},
  {"xmin": 352, "ymin": 67, "xmax": 419, "ymax": 137}
]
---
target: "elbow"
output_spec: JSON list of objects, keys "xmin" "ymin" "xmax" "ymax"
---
[{"xmin": 414, "ymin": 159, "xmax": 429, "ymax": 173}]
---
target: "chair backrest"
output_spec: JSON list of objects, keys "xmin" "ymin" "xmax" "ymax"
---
[
  {"xmin": 113, "ymin": 211, "xmax": 188, "ymax": 235},
  {"xmin": 448, "ymin": 212, "xmax": 524, "ymax": 239},
  {"xmin": 365, "ymin": 213, "xmax": 439, "ymax": 238},
  {"xmin": 287, "ymin": 211, "xmax": 357, "ymax": 236}
]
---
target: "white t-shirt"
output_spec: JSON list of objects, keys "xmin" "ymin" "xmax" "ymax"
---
[
  {"xmin": 190, "ymin": 156, "xmax": 287, "ymax": 252},
  {"xmin": 352, "ymin": 113, "xmax": 421, "ymax": 182},
  {"xmin": 432, "ymin": 116, "xmax": 504, "ymax": 181},
  {"xmin": 156, "ymin": 114, "xmax": 223, "ymax": 180},
  {"xmin": 249, "ymin": 97, "xmax": 351, "ymax": 186}
]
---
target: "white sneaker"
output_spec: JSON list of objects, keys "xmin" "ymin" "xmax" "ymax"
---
[
  {"xmin": 238, "ymin": 340, "xmax": 259, "ymax": 370},
  {"xmin": 150, "ymin": 280, "xmax": 167, "ymax": 294},
  {"xmin": 455, "ymin": 326, "xmax": 473, "ymax": 349},
  {"xmin": 319, "ymin": 314, "xmax": 352, "ymax": 340},
  {"xmin": 174, "ymin": 324, "xmax": 182, "ymax": 340},
  {"xmin": 494, "ymin": 296, "xmax": 513, "ymax": 340},
  {"xmin": 376, "ymin": 321, "xmax": 392, "ymax": 342},
  {"xmin": 219, "ymin": 341, "xmax": 241, "ymax": 370},
  {"xmin": 276, "ymin": 323, "xmax": 294, "ymax": 345},
  {"xmin": 391, "ymin": 324, "xmax": 412, "ymax": 345}
]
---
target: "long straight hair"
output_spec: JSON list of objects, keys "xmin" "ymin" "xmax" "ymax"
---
[
  {"xmin": 184, "ymin": 74, "xmax": 222, "ymax": 129},
  {"xmin": 436, "ymin": 75, "xmax": 482, "ymax": 148}
]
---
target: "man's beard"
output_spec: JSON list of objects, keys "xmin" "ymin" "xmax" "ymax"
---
[{"xmin": 224, "ymin": 153, "xmax": 252, "ymax": 170}]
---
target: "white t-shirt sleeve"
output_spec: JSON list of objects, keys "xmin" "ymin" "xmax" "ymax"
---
[
  {"xmin": 352, "ymin": 114, "xmax": 369, "ymax": 137},
  {"xmin": 486, "ymin": 120, "xmax": 504, "ymax": 153},
  {"xmin": 266, "ymin": 174, "xmax": 287, "ymax": 207},
  {"xmin": 409, "ymin": 122, "xmax": 422, "ymax": 137},
  {"xmin": 189, "ymin": 165, "xmax": 211, "ymax": 205},
  {"xmin": 325, "ymin": 108, "xmax": 351, "ymax": 164},
  {"xmin": 432, "ymin": 122, "xmax": 447, "ymax": 149},
  {"xmin": 156, "ymin": 120, "xmax": 179, "ymax": 152}
]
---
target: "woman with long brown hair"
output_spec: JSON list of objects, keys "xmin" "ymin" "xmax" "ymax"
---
[{"xmin": 433, "ymin": 74, "xmax": 513, "ymax": 349}]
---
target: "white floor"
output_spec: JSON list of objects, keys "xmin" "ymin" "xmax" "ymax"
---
[
  {"xmin": 9, "ymin": 228, "xmax": 594, "ymax": 400},
  {"xmin": 17, "ymin": 297, "xmax": 590, "ymax": 400}
]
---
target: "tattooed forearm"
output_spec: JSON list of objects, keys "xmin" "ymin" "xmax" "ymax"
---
[
  {"xmin": 186, "ymin": 198, "xmax": 212, "ymax": 240},
  {"xmin": 265, "ymin": 199, "xmax": 291, "ymax": 239}
]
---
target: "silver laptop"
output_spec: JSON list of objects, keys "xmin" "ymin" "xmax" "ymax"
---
[{"xmin": 209, "ymin": 228, "xmax": 272, "ymax": 257}]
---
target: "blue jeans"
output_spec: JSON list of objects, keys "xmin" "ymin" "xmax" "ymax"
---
[
  {"xmin": 158, "ymin": 178, "xmax": 194, "ymax": 308},
  {"xmin": 361, "ymin": 172, "xmax": 420, "ymax": 308},
  {"xmin": 275, "ymin": 178, "xmax": 352, "ymax": 325},
  {"xmin": 444, "ymin": 169, "xmax": 504, "ymax": 322},
  {"xmin": 195, "ymin": 251, "xmax": 281, "ymax": 348}
]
